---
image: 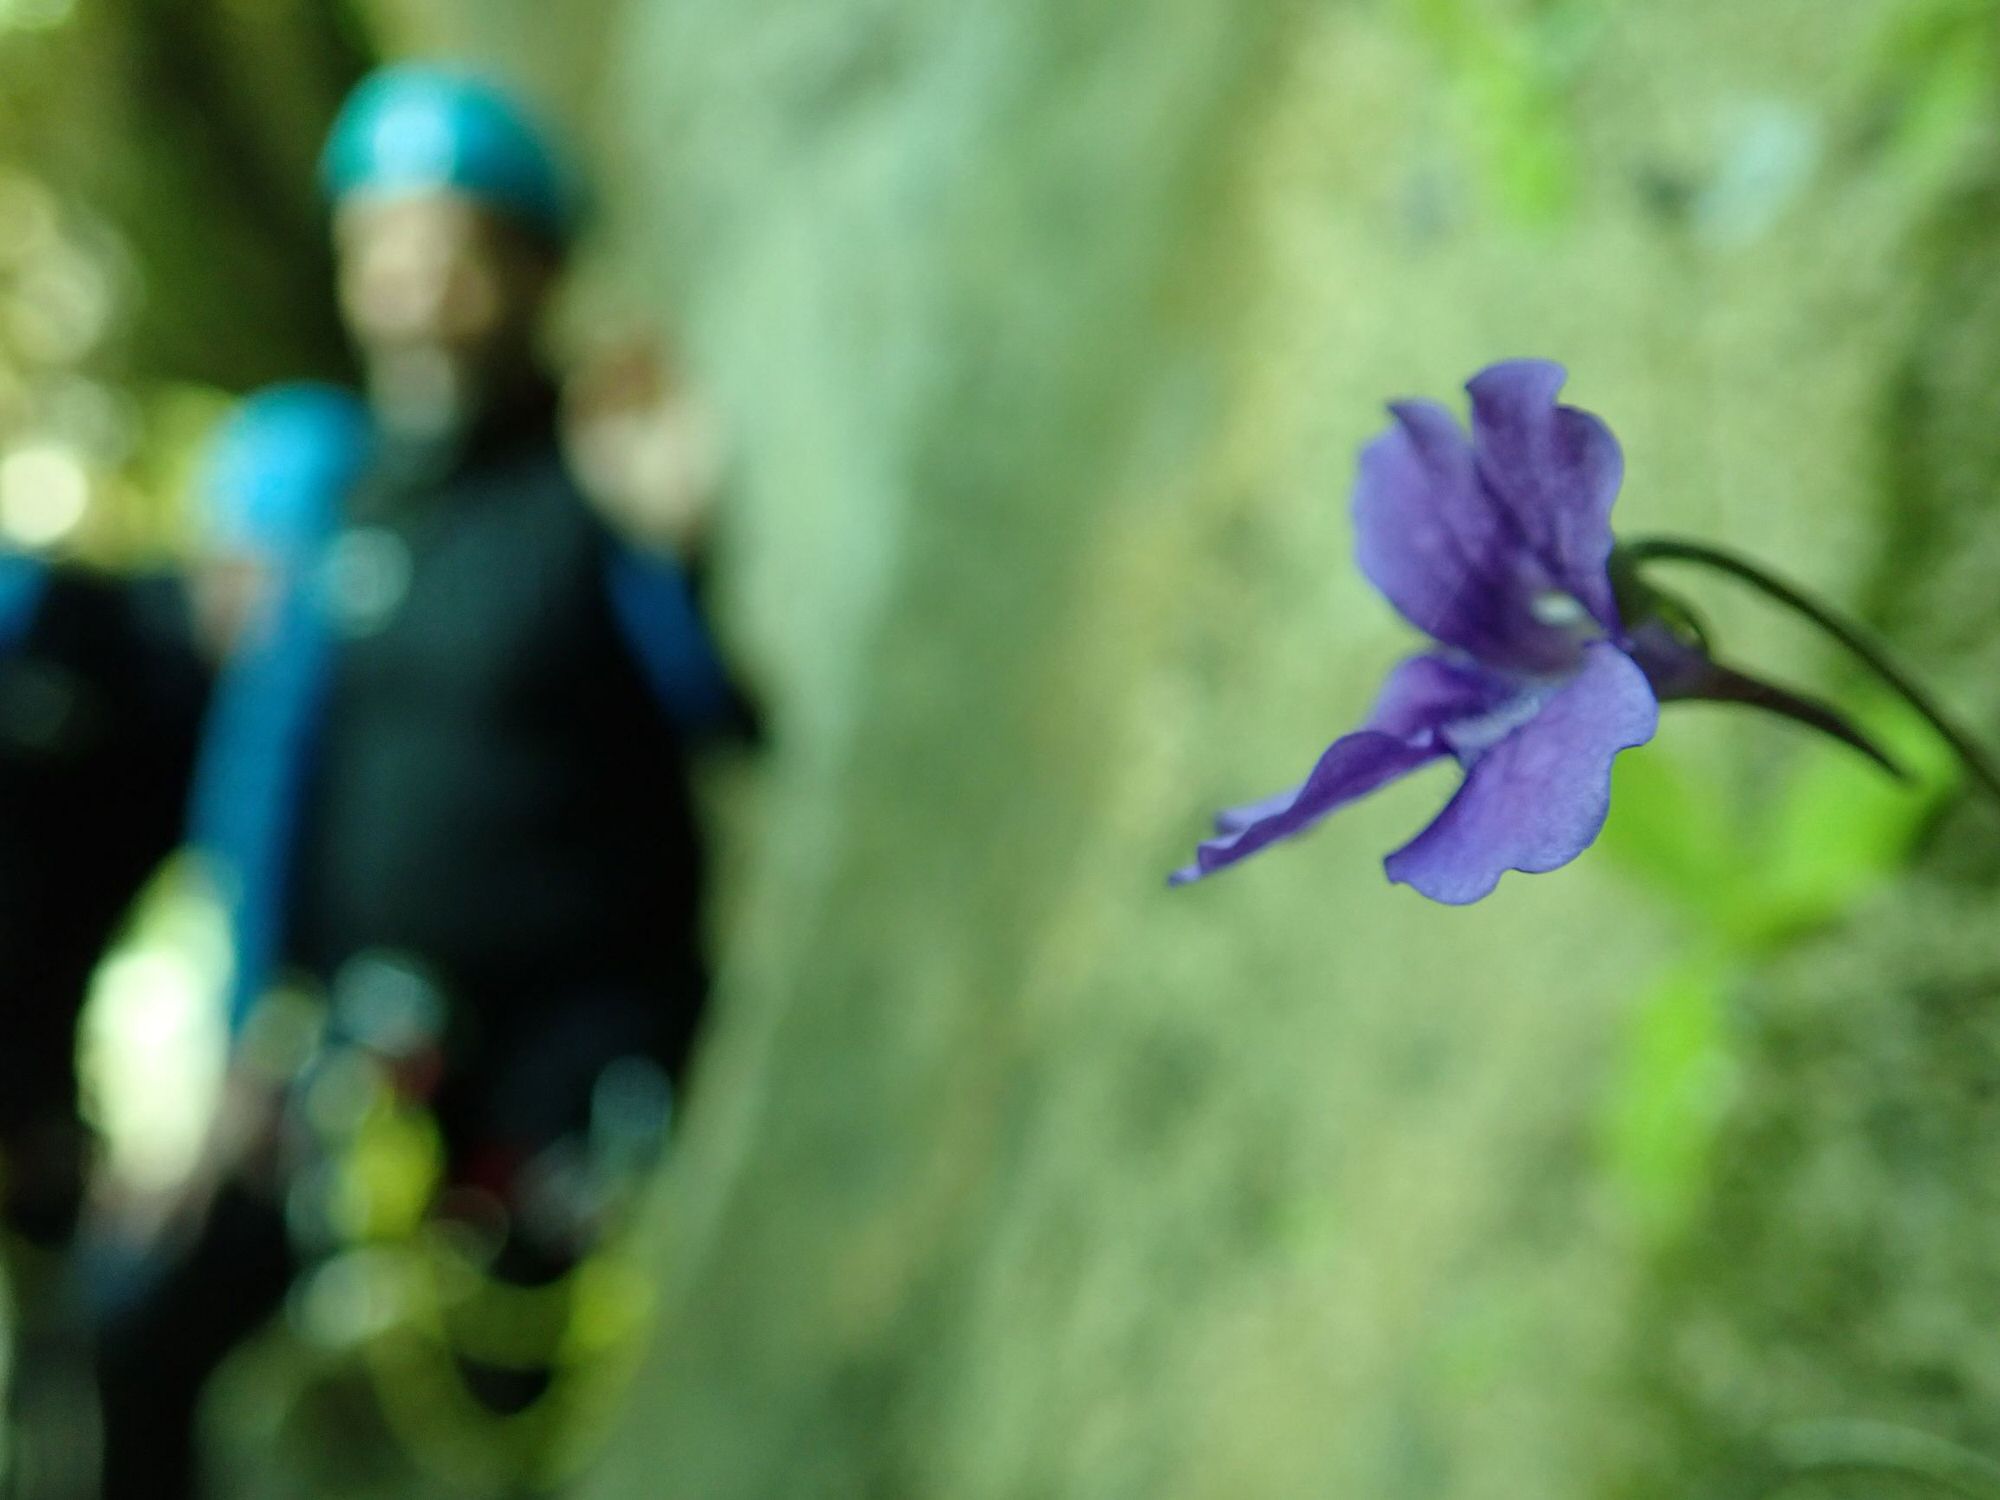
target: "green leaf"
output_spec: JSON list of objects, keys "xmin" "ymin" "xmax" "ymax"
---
[
  {"xmin": 1600, "ymin": 954, "xmax": 1737, "ymax": 1242},
  {"xmin": 1736, "ymin": 681, "xmax": 1958, "ymax": 946},
  {"xmin": 1598, "ymin": 748, "xmax": 1748, "ymax": 923}
]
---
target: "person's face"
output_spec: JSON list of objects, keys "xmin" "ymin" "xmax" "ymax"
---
[{"xmin": 334, "ymin": 193, "xmax": 556, "ymax": 440}]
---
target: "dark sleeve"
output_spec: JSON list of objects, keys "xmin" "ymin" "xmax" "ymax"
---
[
  {"xmin": 604, "ymin": 543, "xmax": 763, "ymax": 749},
  {"xmin": 681, "ymin": 553, "xmax": 764, "ymax": 748}
]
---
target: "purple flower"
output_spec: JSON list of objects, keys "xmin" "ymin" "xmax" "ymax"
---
[{"xmin": 1175, "ymin": 360, "xmax": 1659, "ymax": 903}]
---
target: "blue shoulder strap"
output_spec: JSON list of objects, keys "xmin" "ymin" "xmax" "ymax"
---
[
  {"xmin": 0, "ymin": 553, "xmax": 49, "ymax": 655},
  {"xmin": 604, "ymin": 546, "xmax": 739, "ymax": 736},
  {"xmin": 188, "ymin": 384, "xmax": 370, "ymax": 1033},
  {"xmin": 186, "ymin": 578, "xmax": 336, "ymax": 1032}
]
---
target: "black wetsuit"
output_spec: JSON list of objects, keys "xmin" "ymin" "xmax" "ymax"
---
[
  {"xmin": 96, "ymin": 399, "xmax": 746, "ymax": 1500},
  {"xmin": 291, "ymin": 407, "xmax": 715, "ymax": 1168}
]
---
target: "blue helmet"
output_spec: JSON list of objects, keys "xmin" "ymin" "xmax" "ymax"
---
[
  {"xmin": 200, "ymin": 383, "xmax": 373, "ymax": 560},
  {"xmin": 319, "ymin": 64, "xmax": 578, "ymax": 243}
]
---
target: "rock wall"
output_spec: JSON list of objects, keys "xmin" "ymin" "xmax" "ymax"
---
[{"xmin": 469, "ymin": 1, "xmax": 2000, "ymax": 1494}]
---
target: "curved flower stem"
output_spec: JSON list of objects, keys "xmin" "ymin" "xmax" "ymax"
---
[
  {"xmin": 1623, "ymin": 535, "xmax": 2000, "ymax": 806},
  {"xmin": 1760, "ymin": 1419, "xmax": 2000, "ymax": 1499}
]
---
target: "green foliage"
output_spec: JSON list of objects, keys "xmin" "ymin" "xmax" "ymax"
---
[
  {"xmin": 1604, "ymin": 682, "xmax": 1955, "ymax": 950},
  {"xmin": 1601, "ymin": 955, "xmax": 1733, "ymax": 1241},
  {"xmin": 1597, "ymin": 681, "xmax": 1960, "ymax": 1244},
  {"xmin": 1864, "ymin": 0, "xmax": 1999, "ymax": 193},
  {"xmin": 1403, "ymin": 0, "xmax": 1619, "ymax": 225}
]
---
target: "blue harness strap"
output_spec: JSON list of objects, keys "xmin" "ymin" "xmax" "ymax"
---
[
  {"xmin": 0, "ymin": 553, "xmax": 49, "ymax": 655},
  {"xmin": 187, "ymin": 578, "xmax": 336, "ymax": 1032},
  {"xmin": 187, "ymin": 385, "xmax": 370, "ymax": 1034}
]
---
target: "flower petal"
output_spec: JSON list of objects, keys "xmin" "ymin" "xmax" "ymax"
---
[
  {"xmin": 1352, "ymin": 401, "xmax": 1572, "ymax": 669},
  {"xmin": 1382, "ymin": 642, "xmax": 1657, "ymax": 904},
  {"xmin": 1465, "ymin": 360, "xmax": 1624, "ymax": 632},
  {"xmin": 1172, "ymin": 730, "xmax": 1441, "ymax": 885},
  {"xmin": 1352, "ymin": 401, "xmax": 1508, "ymax": 655},
  {"xmin": 1367, "ymin": 651, "xmax": 1519, "ymax": 738}
]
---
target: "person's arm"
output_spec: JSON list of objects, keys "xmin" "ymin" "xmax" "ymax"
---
[
  {"xmin": 566, "ymin": 343, "xmax": 762, "ymax": 743},
  {"xmin": 604, "ymin": 544, "xmax": 761, "ymax": 745}
]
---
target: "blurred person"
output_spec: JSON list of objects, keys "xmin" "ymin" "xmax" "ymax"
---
[
  {"xmin": 91, "ymin": 65, "xmax": 754, "ymax": 1500},
  {"xmin": 64, "ymin": 383, "xmax": 372, "ymax": 1270},
  {"xmin": 0, "ymin": 558, "xmax": 206, "ymax": 1250},
  {"xmin": 0, "ymin": 386, "xmax": 365, "ymax": 1500},
  {"xmin": 0, "ymin": 547, "xmax": 209, "ymax": 1496}
]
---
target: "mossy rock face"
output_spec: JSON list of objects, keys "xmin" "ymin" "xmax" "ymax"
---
[
  {"xmin": 1610, "ymin": 152, "xmax": 2000, "ymax": 1500},
  {"xmin": 1617, "ymin": 880, "xmax": 2000, "ymax": 1500},
  {"xmin": 395, "ymin": 1, "xmax": 2000, "ymax": 1497}
]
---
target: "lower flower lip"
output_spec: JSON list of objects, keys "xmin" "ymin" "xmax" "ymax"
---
[{"xmin": 1437, "ymin": 685, "xmax": 1558, "ymax": 763}]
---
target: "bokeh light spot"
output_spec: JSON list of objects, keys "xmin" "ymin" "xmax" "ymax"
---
[{"xmin": 0, "ymin": 443, "xmax": 90, "ymax": 547}]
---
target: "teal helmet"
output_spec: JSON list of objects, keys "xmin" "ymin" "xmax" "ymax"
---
[
  {"xmin": 200, "ymin": 383, "xmax": 373, "ymax": 560},
  {"xmin": 319, "ymin": 64, "xmax": 578, "ymax": 244}
]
